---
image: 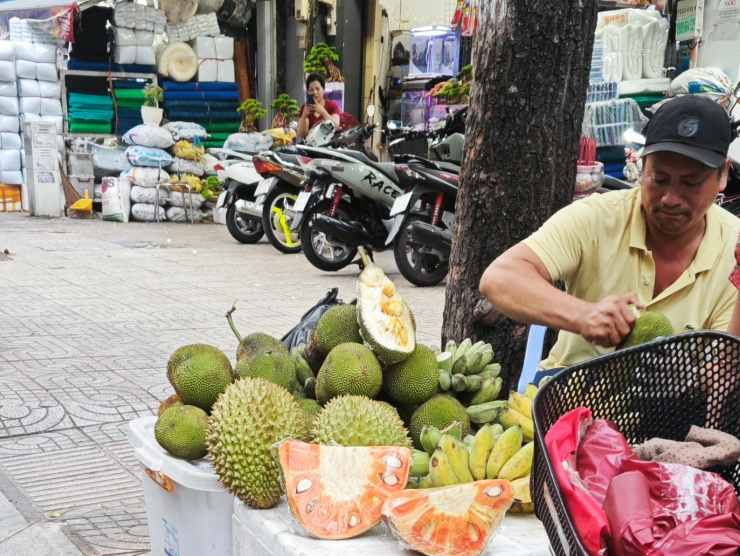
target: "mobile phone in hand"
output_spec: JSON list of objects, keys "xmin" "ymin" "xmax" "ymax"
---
[{"xmin": 306, "ymin": 94, "xmax": 316, "ymax": 105}]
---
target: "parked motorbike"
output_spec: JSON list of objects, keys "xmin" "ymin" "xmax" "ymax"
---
[
  {"xmin": 252, "ymin": 119, "xmax": 382, "ymax": 254},
  {"xmin": 212, "ymin": 149, "xmax": 264, "ymax": 244}
]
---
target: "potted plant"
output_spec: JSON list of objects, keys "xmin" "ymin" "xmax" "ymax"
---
[
  {"xmin": 237, "ymin": 99, "xmax": 268, "ymax": 132},
  {"xmin": 269, "ymin": 94, "xmax": 300, "ymax": 129},
  {"xmin": 303, "ymin": 43, "xmax": 344, "ymax": 83},
  {"xmin": 141, "ymin": 83, "xmax": 164, "ymax": 126}
]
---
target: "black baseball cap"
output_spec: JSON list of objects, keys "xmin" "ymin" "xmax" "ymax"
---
[{"xmin": 641, "ymin": 95, "xmax": 731, "ymax": 169}]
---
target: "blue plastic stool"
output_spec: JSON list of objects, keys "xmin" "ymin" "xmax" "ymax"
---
[{"xmin": 517, "ymin": 325, "xmax": 547, "ymax": 394}]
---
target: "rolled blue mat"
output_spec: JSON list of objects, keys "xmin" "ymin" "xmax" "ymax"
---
[{"xmin": 163, "ymin": 91, "xmax": 240, "ymax": 101}]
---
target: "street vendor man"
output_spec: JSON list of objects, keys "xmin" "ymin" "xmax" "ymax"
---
[{"xmin": 479, "ymin": 95, "xmax": 738, "ymax": 373}]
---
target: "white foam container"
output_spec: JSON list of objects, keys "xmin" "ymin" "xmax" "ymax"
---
[{"xmin": 128, "ymin": 416, "xmax": 234, "ymax": 556}]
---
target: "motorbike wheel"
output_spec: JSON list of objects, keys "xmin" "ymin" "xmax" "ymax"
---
[
  {"xmin": 262, "ymin": 184, "xmax": 302, "ymax": 254},
  {"xmin": 226, "ymin": 204, "xmax": 264, "ymax": 244},
  {"xmin": 393, "ymin": 216, "xmax": 449, "ymax": 287},
  {"xmin": 300, "ymin": 199, "xmax": 357, "ymax": 272}
]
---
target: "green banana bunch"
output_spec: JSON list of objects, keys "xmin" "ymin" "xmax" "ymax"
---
[
  {"xmin": 438, "ymin": 434, "xmax": 474, "ymax": 483},
  {"xmin": 419, "ymin": 421, "xmax": 463, "ymax": 456},
  {"xmin": 466, "ymin": 400, "xmax": 507, "ymax": 424},
  {"xmin": 410, "ymin": 450, "xmax": 431, "ymax": 477},
  {"xmin": 437, "ymin": 339, "xmax": 505, "ymax": 406},
  {"xmin": 439, "ymin": 339, "xmax": 496, "ymax": 376}
]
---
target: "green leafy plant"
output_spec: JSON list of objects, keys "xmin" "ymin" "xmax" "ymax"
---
[
  {"xmin": 270, "ymin": 94, "xmax": 300, "ymax": 128},
  {"xmin": 143, "ymin": 83, "xmax": 163, "ymax": 108},
  {"xmin": 202, "ymin": 176, "xmax": 222, "ymax": 200},
  {"xmin": 456, "ymin": 65, "xmax": 473, "ymax": 81},
  {"xmin": 303, "ymin": 43, "xmax": 344, "ymax": 83},
  {"xmin": 237, "ymin": 99, "xmax": 268, "ymax": 132}
]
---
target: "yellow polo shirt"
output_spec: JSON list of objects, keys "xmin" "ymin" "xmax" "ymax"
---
[{"xmin": 523, "ymin": 187, "xmax": 740, "ymax": 370}]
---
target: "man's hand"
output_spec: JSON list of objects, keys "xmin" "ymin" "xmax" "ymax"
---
[{"xmin": 578, "ymin": 292, "xmax": 644, "ymax": 348}]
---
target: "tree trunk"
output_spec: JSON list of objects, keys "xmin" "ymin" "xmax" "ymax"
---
[{"xmin": 441, "ymin": 0, "xmax": 598, "ymax": 392}]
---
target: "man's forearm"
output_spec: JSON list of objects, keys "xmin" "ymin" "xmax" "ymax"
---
[{"xmin": 480, "ymin": 258, "xmax": 589, "ymax": 335}]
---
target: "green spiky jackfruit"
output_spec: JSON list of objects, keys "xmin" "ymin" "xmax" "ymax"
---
[
  {"xmin": 206, "ymin": 378, "xmax": 310, "ymax": 509},
  {"xmin": 237, "ymin": 332, "xmax": 287, "ymax": 361},
  {"xmin": 382, "ymin": 345, "xmax": 439, "ymax": 406},
  {"xmin": 167, "ymin": 345, "xmax": 233, "ymax": 412},
  {"xmin": 234, "ymin": 349, "xmax": 297, "ymax": 392},
  {"xmin": 297, "ymin": 398, "xmax": 322, "ymax": 428},
  {"xmin": 304, "ymin": 305, "xmax": 363, "ymax": 371},
  {"xmin": 409, "ymin": 396, "xmax": 470, "ymax": 450},
  {"xmin": 621, "ymin": 312, "xmax": 674, "ymax": 349},
  {"xmin": 311, "ymin": 395, "xmax": 412, "ymax": 448},
  {"xmin": 315, "ymin": 343, "xmax": 383, "ymax": 406},
  {"xmin": 158, "ymin": 394, "xmax": 183, "ymax": 417},
  {"xmin": 155, "ymin": 405, "xmax": 209, "ymax": 460}
]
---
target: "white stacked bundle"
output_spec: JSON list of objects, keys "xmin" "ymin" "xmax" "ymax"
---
[
  {"xmin": 8, "ymin": 18, "xmax": 61, "ymax": 45},
  {"xmin": 0, "ymin": 40, "xmax": 21, "ymax": 185},
  {"xmin": 12, "ymin": 41, "xmax": 63, "ymax": 159},
  {"xmin": 111, "ymin": 26, "xmax": 156, "ymax": 65},
  {"xmin": 113, "ymin": 3, "xmax": 166, "ymax": 32},
  {"xmin": 192, "ymin": 36, "xmax": 234, "ymax": 82},
  {"xmin": 167, "ymin": 13, "xmax": 219, "ymax": 42}
]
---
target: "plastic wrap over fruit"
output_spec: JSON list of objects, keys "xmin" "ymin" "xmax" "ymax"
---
[
  {"xmin": 273, "ymin": 439, "xmax": 411, "ymax": 539},
  {"xmin": 382, "ymin": 480, "xmax": 514, "ymax": 556}
]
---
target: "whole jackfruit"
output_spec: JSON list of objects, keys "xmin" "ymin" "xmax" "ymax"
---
[
  {"xmin": 356, "ymin": 248, "xmax": 415, "ymax": 364},
  {"xmin": 297, "ymin": 398, "xmax": 322, "ymax": 428},
  {"xmin": 409, "ymin": 396, "xmax": 470, "ymax": 450},
  {"xmin": 167, "ymin": 345, "xmax": 233, "ymax": 412},
  {"xmin": 315, "ymin": 343, "xmax": 383, "ymax": 406},
  {"xmin": 382, "ymin": 345, "xmax": 439, "ymax": 406},
  {"xmin": 236, "ymin": 332, "xmax": 288, "ymax": 361},
  {"xmin": 311, "ymin": 395, "xmax": 412, "ymax": 448},
  {"xmin": 206, "ymin": 377, "xmax": 310, "ymax": 508},
  {"xmin": 620, "ymin": 312, "xmax": 674, "ymax": 349},
  {"xmin": 234, "ymin": 349, "xmax": 297, "ymax": 392},
  {"xmin": 155, "ymin": 405, "xmax": 209, "ymax": 460},
  {"xmin": 304, "ymin": 304, "xmax": 363, "ymax": 371},
  {"xmin": 158, "ymin": 394, "xmax": 184, "ymax": 416}
]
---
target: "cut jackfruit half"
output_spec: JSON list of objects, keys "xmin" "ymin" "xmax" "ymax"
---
[
  {"xmin": 382, "ymin": 480, "xmax": 514, "ymax": 556},
  {"xmin": 275, "ymin": 439, "xmax": 411, "ymax": 539},
  {"xmin": 356, "ymin": 248, "xmax": 416, "ymax": 364}
]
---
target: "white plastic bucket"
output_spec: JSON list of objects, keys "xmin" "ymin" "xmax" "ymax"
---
[
  {"xmin": 127, "ymin": 416, "xmax": 234, "ymax": 556},
  {"xmin": 141, "ymin": 106, "xmax": 164, "ymax": 126}
]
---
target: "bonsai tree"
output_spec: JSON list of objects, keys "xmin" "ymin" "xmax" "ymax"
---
[
  {"xmin": 303, "ymin": 43, "xmax": 344, "ymax": 83},
  {"xmin": 237, "ymin": 99, "xmax": 268, "ymax": 132},
  {"xmin": 143, "ymin": 83, "xmax": 163, "ymax": 108},
  {"xmin": 270, "ymin": 94, "xmax": 300, "ymax": 128}
]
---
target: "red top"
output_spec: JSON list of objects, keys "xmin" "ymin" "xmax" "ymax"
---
[
  {"xmin": 299, "ymin": 99, "xmax": 341, "ymax": 130},
  {"xmin": 730, "ymin": 236, "xmax": 740, "ymax": 289}
]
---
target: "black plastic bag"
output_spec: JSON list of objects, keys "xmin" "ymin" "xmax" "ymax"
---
[{"xmin": 281, "ymin": 288, "xmax": 349, "ymax": 351}]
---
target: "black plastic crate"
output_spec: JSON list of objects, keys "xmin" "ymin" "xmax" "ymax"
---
[{"xmin": 530, "ymin": 331, "xmax": 740, "ymax": 556}]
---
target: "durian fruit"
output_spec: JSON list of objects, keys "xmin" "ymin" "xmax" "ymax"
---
[
  {"xmin": 167, "ymin": 344, "xmax": 233, "ymax": 412},
  {"xmin": 382, "ymin": 345, "xmax": 439, "ymax": 406},
  {"xmin": 158, "ymin": 394, "xmax": 183, "ymax": 416},
  {"xmin": 206, "ymin": 377, "xmax": 310, "ymax": 509},
  {"xmin": 356, "ymin": 247, "xmax": 416, "ymax": 364},
  {"xmin": 311, "ymin": 394, "xmax": 412, "ymax": 448},
  {"xmin": 304, "ymin": 304, "xmax": 363, "ymax": 371},
  {"xmin": 409, "ymin": 396, "xmax": 470, "ymax": 451},
  {"xmin": 315, "ymin": 343, "xmax": 383, "ymax": 406},
  {"xmin": 297, "ymin": 398, "xmax": 322, "ymax": 428},
  {"xmin": 234, "ymin": 349, "xmax": 297, "ymax": 392},
  {"xmin": 155, "ymin": 405, "xmax": 208, "ymax": 460}
]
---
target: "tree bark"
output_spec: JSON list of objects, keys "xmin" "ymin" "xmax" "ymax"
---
[{"xmin": 441, "ymin": 0, "xmax": 598, "ymax": 392}]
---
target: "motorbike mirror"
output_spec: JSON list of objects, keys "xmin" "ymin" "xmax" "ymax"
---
[
  {"xmin": 623, "ymin": 128, "xmax": 646, "ymax": 146},
  {"xmin": 387, "ymin": 120, "xmax": 402, "ymax": 131},
  {"xmin": 366, "ymin": 104, "xmax": 376, "ymax": 119}
]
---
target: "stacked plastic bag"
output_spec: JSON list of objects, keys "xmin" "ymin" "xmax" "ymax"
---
[
  {"xmin": 113, "ymin": 3, "xmax": 166, "ymax": 34},
  {"xmin": 595, "ymin": 8, "xmax": 669, "ymax": 84},
  {"xmin": 0, "ymin": 41, "xmax": 21, "ymax": 186},
  {"xmin": 166, "ymin": 13, "xmax": 220, "ymax": 42},
  {"xmin": 8, "ymin": 18, "xmax": 65, "ymax": 46},
  {"xmin": 191, "ymin": 36, "xmax": 235, "ymax": 82},
  {"xmin": 110, "ymin": 26, "xmax": 157, "ymax": 66}
]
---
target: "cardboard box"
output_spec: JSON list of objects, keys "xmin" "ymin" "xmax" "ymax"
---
[{"xmin": 0, "ymin": 184, "xmax": 23, "ymax": 212}]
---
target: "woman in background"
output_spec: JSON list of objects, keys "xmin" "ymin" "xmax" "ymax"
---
[{"xmin": 297, "ymin": 73, "xmax": 340, "ymax": 140}]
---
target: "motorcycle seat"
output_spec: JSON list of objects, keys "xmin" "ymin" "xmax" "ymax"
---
[
  {"xmin": 435, "ymin": 161, "xmax": 461, "ymax": 173},
  {"xmin": 339, "ymin": 151, "xmax": 399, "ymax": 183}
]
